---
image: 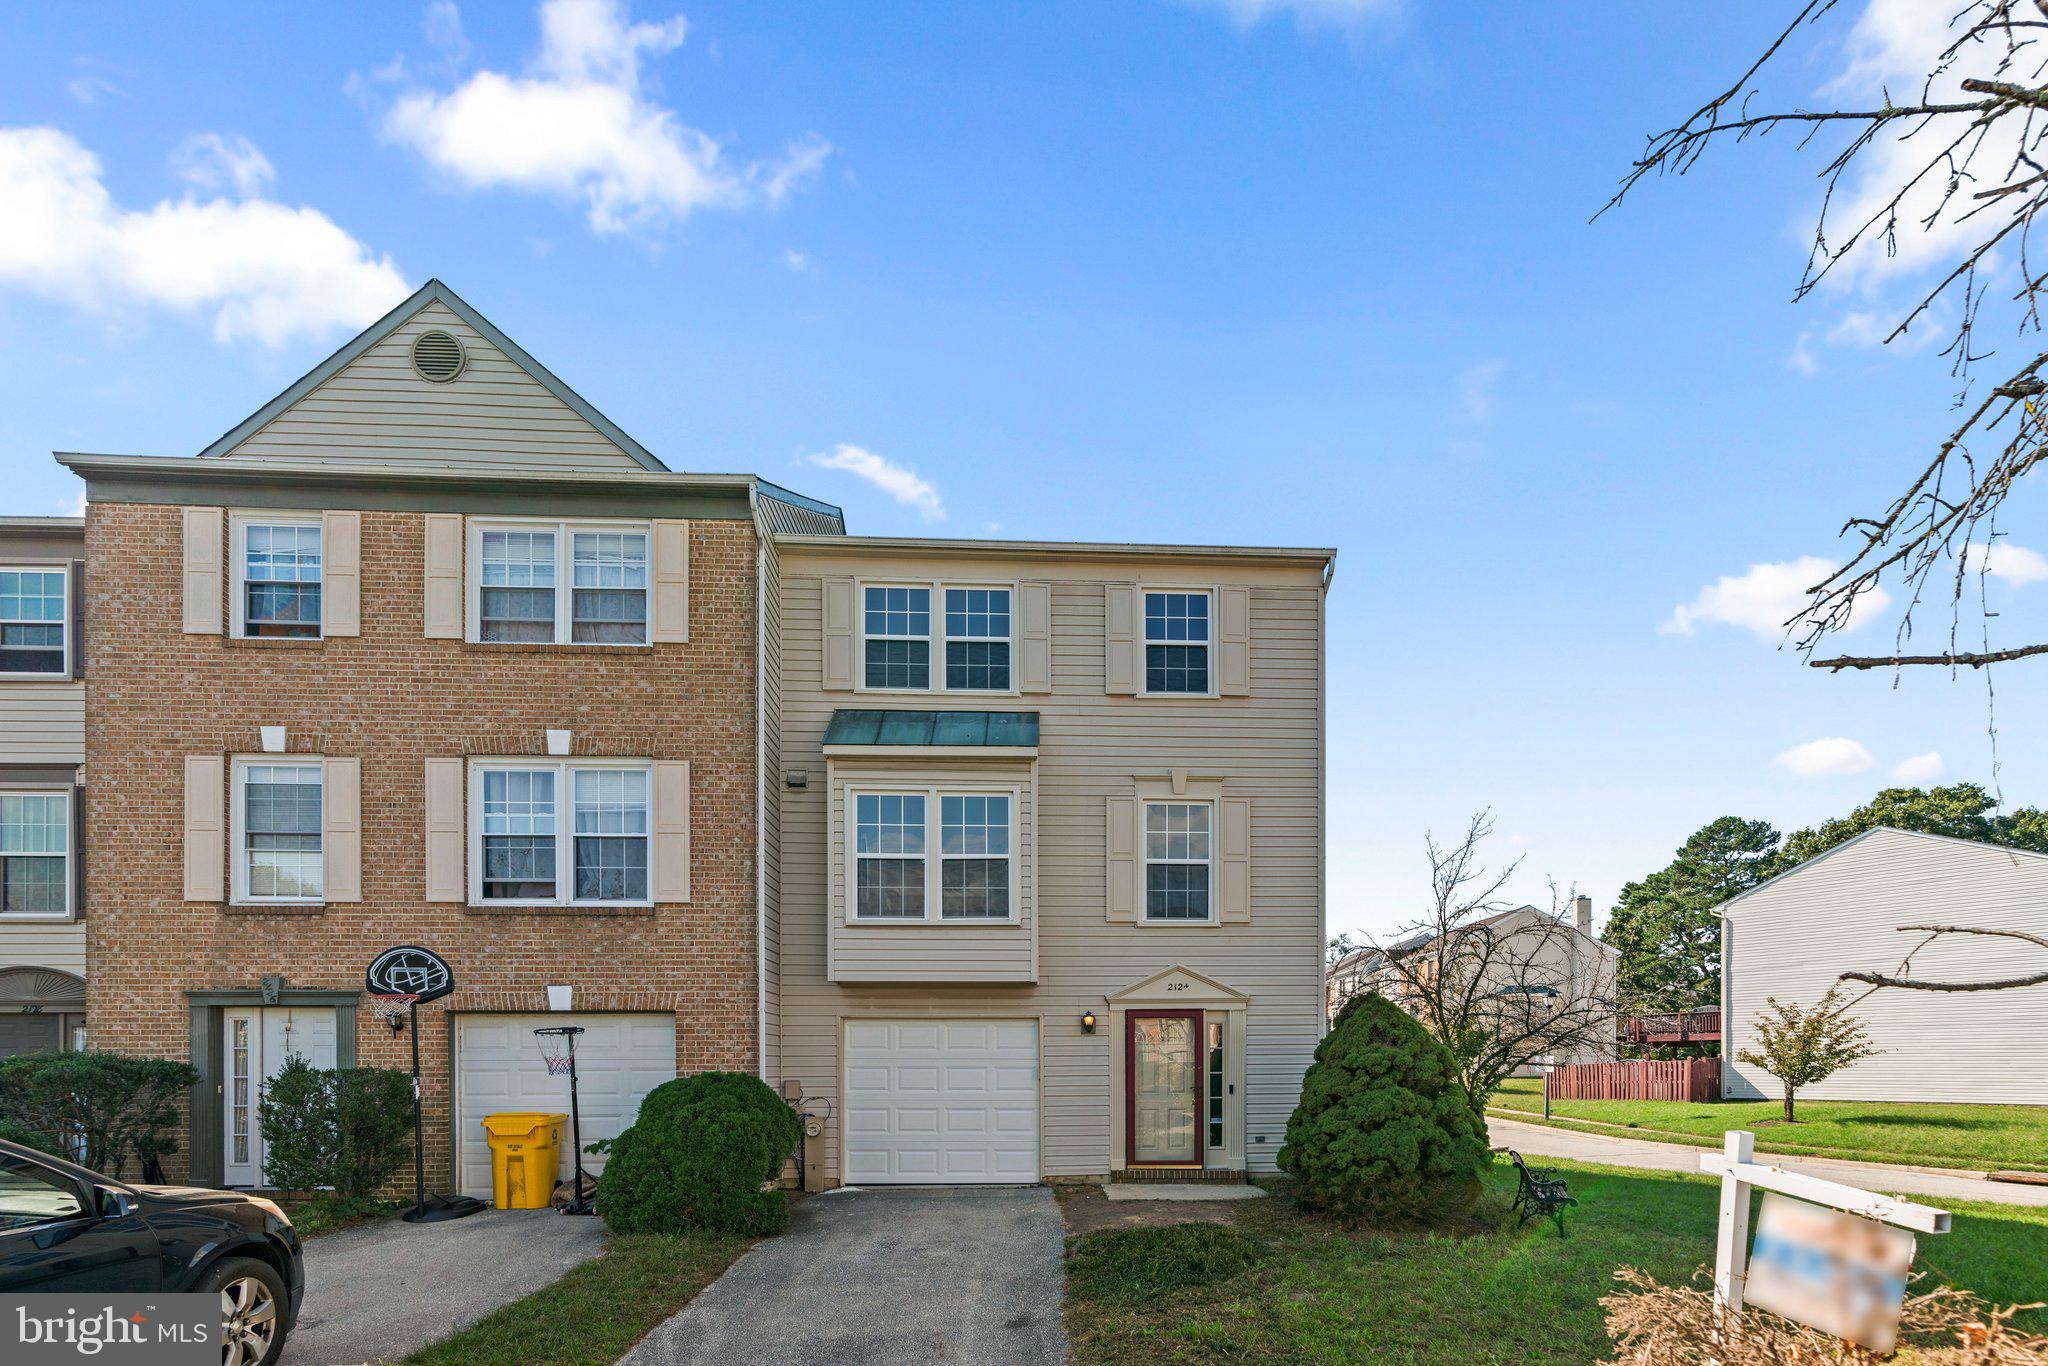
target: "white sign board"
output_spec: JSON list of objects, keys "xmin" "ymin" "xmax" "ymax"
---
[
  {"xmin": 1701, "ymin": 1131, "xmax": 1947, "ymax": 1348},
  {"xmin": 1744, "ymin": 1193, "xmax": 1917, "ymax": 1354}
]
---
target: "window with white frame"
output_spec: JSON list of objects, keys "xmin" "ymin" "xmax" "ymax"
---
[
  {"xmin": 0, "ymin": 568, "xmax": 67, "ymax": 677},
  {"xmin": 475, "ymin": 762, "xmax": 650, "ymax": 905},
  {"xmin": 1143, "ymin": 801, "xmax": 1212, "ymax": 921},
  {"xmin": 234, "ymin": 520, "xmax": 322, "ymax": 639},
  {"xmin": 862, "ymin": 584, "xmax": 1014, "ymax": 692},
  {"xmin": 235, "ymin": 762, "xmax": 323, "ymax": 903},
  {"xmin": 852, "ymin": 789, "xmax": 1014, "ymax": 921},
  {"xmin": 0, "ymin": 791, "xmax": 69, "ymax": 917},
  {"xmin": 1143, "ymin": 591, "xmax": 1210, "ymax": 695},
  {"xmin": 474, "ymin": 523, "xmax": 648, "ymax": 646}
]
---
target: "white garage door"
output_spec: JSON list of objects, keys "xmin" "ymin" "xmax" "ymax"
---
[
  {"xmin": 453, "ymin": 1014, "xmax": 676, "ymax": 1202},
  {"xmin": 844, "ymin": 1020, "xmax": 1039, "ymax": 1185}
]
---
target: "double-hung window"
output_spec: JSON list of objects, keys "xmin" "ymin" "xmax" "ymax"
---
[
  {"xmin": 235, "ymin": 762, "xmax": 323, "ymax": 903},
  {"xmin": 861, "ymin": 584, "xmax": 1013, "ymax": 692},
  {"xmin": 234, "ymin": 520, "xmax": 322, "ymax": 638},
  {"xmin": 475, "ymin": 523, "xmax": 648, "ymax": 645},
  {"xmin": 0, "ymin": 568, "xmax": 67, "ymax": 677},
  {"xmin": 476, "ymin": 762, "xmax": 650, "ymax": 905},
  {"xmin": 1143, "ymin": 800, "xmax": 1212, "ymax": 922},
  {"xmin": 0, "ymin": 791, "xmax": 69, "ymax": 918},
  {"xmin": 1143, "ymin": 591, "xmax": 1210, "ymax": 695},
  {"xmin": 852, "ymin": 790, "xmax": 1014, "ymax": 921}
]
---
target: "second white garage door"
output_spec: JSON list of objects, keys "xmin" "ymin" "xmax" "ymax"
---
[
  {"xmin": 453, "ymin": 1014, "xmax": 676, "ymax": 1202},
  {"xmin": 843, "ymin": 1019, "xmax": 1039, "ymax": 1184}
]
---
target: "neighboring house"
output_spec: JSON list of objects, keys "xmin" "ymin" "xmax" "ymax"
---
[
  {"xmin": 1721, "ymin": 826, "xmax": 2048, "ymax": 1106},
  {"xmin": 56, "ymin": 277, "xmax": 1335, "ymax": 1194},
  {"xmin": 768, "ymin": 536, "xmax": 1332, "ymax": 1184},
  {"xmin": 59, "ymin": 279, "xmax": 843, "ymax": 1192},
  {"xmin": 0, "ymin": 517, "xmax": 87, "ymax": 1056},
  {"xmin": 1330, "ymin": 898, "xmax": 1617, "ymax": 1070}
]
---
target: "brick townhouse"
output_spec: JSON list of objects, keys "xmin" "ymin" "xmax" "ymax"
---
[
  {"xmin": 58, "ymin": 278, "xmax": 1333, "ymax": 1197},
  {"xmin": 58, "ymin": 280, "xmax": 842, "ymax": 1193}
]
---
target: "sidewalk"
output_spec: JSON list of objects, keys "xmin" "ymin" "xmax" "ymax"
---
[{"xmin": 1487, "ymin": 1116, "xmax": 2048, "ymax": 1209}]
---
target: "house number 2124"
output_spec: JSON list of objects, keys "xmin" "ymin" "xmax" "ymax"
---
[{"xmin": 1165, "ymin": 982, "xmax": 1189, "ymax": 992}]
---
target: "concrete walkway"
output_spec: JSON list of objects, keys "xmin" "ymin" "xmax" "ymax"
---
[
  {"xmin": 1488, "ymin": 1116, "xmax": 2048, "ymax": 1208},
  {"xmin": 284, "ymin": 1209, "xmax": 610, "ymax": 1364},
  {"xmin": 623, "ymin": 1186, "xmax": 1067, "ymax": 1366}
]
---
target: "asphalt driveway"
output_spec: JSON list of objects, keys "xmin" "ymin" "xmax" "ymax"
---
[
  {"xmin": 283, "ymin": 1208, "xmax": 610, "ymax": 1364},
  {"xmin": 623, "ymin": 1186, "xmax": 1067, "ymax": 1365}
]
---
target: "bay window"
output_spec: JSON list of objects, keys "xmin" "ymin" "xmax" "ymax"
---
[{"xmin": 852, "ymin": 788, "xmax": 1014, "ymax": 921}]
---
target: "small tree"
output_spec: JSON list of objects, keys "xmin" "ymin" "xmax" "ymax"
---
[
  {"xmin": 0, "ymin": 1053, "xmax": 198, "ymax": 1176},
  {"xmin": 1736, "ymin": 988, "xmax": 1881, "ymax": 1123},
  {"xmin": 1278, "ymin": 993, "xmax": 1489, "ymax": 1224}
]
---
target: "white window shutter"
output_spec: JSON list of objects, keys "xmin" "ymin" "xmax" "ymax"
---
[
  {"xmin": 1220, "ymin": 798, "xmax": 1251, "ymax": 923},
  {"xmin": 424, "ymin": 757, "xmax": 465, "ymax": 902},
  {"xmin": 323, "ymin": 757, "xmax": 362, "ymax": 902},
  {"xmin": 650, "ymin": 520, "xmax": 691, "ymax": 644},
  {"xmin": 183, "ymin": 755, "xmax": 225, "ymax": 901},
  {"xmin": 1105, "ymin": 796, "xmax": 1138, "ymax": 922},
  {"xmin": 1217, "ymin": 586, "xmax": 1250, "ymax": 697},
  {"xmin": 321, "ymin": 511, "xmax": 362, "ymax": 637},
  {"xmin": 181, "ymin": 508, "xmax": 223, "ymax": 635},
  {"xmin": 653, "ymin": 760, "xmax": 692, "ymax": 902},
  {"xmin": 820, "ymin": 577, "xmax": 856, "ymax": 690},
  {"xmin": 422, "ymin": 514, "xmax": 464, "ymax": 639},
  {"xmin": 1017, "ymin": 581, "xmax": 1053, "ymax": 694},
  {"xmin": 1104, "ymin": 584, "xmax": 1138, "ymax": 695}
]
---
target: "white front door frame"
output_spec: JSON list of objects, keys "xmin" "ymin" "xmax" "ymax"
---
[
  {"xmin": 220, "ymin": 1005, "xmax": 339, "ymax": 1187},
  {"xmin": 1105, "ymin": 965, "xmax": 1248, "ymax": 1173}
]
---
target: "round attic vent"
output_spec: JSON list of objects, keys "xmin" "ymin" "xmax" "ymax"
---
[{"xmin": 411, "ymin": 329, "xmax": 466, "ymax": 383}]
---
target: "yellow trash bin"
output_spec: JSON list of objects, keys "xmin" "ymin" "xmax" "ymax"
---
[{"xmin": 481, "ymin": 1112, "xmax": 567, "ymax": 1210}]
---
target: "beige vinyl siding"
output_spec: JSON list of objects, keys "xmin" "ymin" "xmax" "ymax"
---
[
  {"xmin": 213, "ymin": 302, "xmax": 649, "ymax": 473},
  {"xmin": 0, "ymin": 685, "xmax": 83, "ymax": 762},
  {"xmin": 1723, "ymin": 828, "xmax": 2048, "ymax": 1106},
  {"xmin": 775, "ymin": 549, "xmax": 1326, "ymax": 1181},
  {"xmin": 0, "ymin": 921, "xmax": 85, "ymax": 976},
  {"xmin": 826, "ymin": 759, "xmax": 1036, "ymax": 983}
]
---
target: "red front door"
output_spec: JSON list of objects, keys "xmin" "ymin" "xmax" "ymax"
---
[{"xmin": 1126, "ymin": 1011, "xmax": 1204, "ymax": 1166}]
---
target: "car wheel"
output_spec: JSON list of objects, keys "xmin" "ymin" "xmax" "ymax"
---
[{"xmin": 200, "ymin": 1256, "xmax": 287, "ymax": 1366}]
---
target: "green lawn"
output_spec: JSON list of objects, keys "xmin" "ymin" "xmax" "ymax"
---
[
  {"xmin": 1062, "ymin": 1158, "xmax": 2048, "ymax": 1365},
  {"xmin": 1489, "ymin": 1078, "xmax": 2048, "ymax": 1173},
  {"xmin": 401, "ymin": 1231, "xmax": 748, "ymax": 1366}
]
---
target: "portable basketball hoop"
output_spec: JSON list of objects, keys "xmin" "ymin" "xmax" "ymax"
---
[
  {"xmin": 364, "ymin": 945, "xmax": 484, "ymax": 1225},
  {"xmin": 534, "ymin": 1025, "xmax": 595, "ymax": 1215}
]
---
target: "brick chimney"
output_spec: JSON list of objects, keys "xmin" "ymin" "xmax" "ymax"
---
[{"xmin": 1572, "ymin": 894, "xmax": 1592, "ymax": 936}]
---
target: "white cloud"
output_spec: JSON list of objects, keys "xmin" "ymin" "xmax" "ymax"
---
[
  {"xmin": 1892, "ymin": 750, "xmax": 1944, "ymax": 784},
  {"xmin": 171, "ymin": 134, "xmax": 276, "ymax": 198},
  {"xmin": 380, "ymin": 0, "xmax": 830, "ymax": 235},
  {"xmin": 1787, "ymin": 331, "xmax": 1821, "ymax": 376},
  {"xmin": 805, "ymin": 444, "xmax": 946, "ymax": 523},
  {"xmin": 1778, "ymin": 737, "xmax": 1875, "ymax": 777},
  {"xmin": 1963, "ymin": 542, "xmax": 2048, "ymax": 586},
  {"xmin": 0, "ymin": 126, "xmax": 409, "ymax": 347},
  {"xmin": 1454, "ymin": 358, "xmax": 1505, "ymax": 426},
  {"xmin": 782, "ymin": 249, "xmax": 808, "ymax": 272},
  {"xmin": 1179, "ymin": 0, "xmax": 1402, "ymax": 30},
  {"xmin": 1661, "ymin": 556, "xmax": 1890, "ymax": 641}
]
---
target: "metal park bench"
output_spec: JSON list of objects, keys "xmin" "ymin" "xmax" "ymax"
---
[{"xmin": 1507, "ymin": 1149, "xmax": 1577, "ymax": 1237}]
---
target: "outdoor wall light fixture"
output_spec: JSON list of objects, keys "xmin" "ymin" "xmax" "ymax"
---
[{"xmin": 1080, "ymin": 1011, "xmax": 1097, "ymax": 1034}]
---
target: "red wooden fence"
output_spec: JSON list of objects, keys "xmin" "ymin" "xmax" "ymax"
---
[{"xmin": 1546, "ymin": 1056, "xmax": 1720, "ymax": 1103}]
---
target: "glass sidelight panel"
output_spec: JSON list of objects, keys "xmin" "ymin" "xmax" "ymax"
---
[
  {"xmin": 1208, "ymin": 1020, "xmax": 1225, "ymax": 1150},
  {"xmin": 1131, "ymin": 1015, "xmax": 1199, "ymax": 1164}
]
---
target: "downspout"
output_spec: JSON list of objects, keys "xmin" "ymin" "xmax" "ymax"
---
[
  {"xmin": 1317, "ymin": 554, "xmax": 1336, "ymax": 1036},
  {"xmin": 751, "ymin": 485, "xmax": 771, "ymax": 1083}
]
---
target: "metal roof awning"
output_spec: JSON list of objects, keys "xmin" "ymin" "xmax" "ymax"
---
[{"xmin": 822, "ymin": 709, "xmax": 1040, "ymax": 755}]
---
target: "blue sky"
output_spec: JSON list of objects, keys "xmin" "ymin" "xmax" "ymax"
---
[{"xmin": 4, "ymin": 0, "xmax": 2044, "ymax": 941}]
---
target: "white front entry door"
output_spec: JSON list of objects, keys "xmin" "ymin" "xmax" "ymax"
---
[
  {"xmin": 221, "ymin": 1006, "xmax": 339, "ymax": 1187},
  {"xmin": 843, "ymin": 1020, "xmax": 1040, "ymax": 1185},
  {"xmin": 452, "ymin": 1014, "xmax": 677, "ymax": 1202}
]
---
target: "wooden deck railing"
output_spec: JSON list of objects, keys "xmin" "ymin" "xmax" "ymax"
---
[{"xmin": 1616, "ymin": 1006, "xmax": 1721, "ymax": 1045}]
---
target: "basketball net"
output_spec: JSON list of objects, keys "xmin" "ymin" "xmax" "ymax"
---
[
  {"xmin": 372, "ymin": 994, "xmax": 418, "ymax": 1028},
  {"xmin": 537, "ymin": 1030, "xmax": 575, "ymax": 1075}
]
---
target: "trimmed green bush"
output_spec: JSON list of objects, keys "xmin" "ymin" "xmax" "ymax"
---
[
  {"xmin": 0, "ymin": 1052, "xmax": 198, "ymax": 1177},
  {"xmin": 257, "ymin": 1059, "xmax": 414, "ymax": 1199},
  {"xmin": 1278, "ymin": 992, "xmax": 1489, "ymax": 1223},
  {"xmin": 1067, "ymin": 1224, "xmax": 1266, "ymax": 1303},
  {"xmin": 596, "ymin": 1071, "xmax": 800, "ymax": 1236}
]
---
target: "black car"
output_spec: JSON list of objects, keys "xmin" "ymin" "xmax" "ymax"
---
[{"xmin": 0, "ymin": 1138, "xmax": 303, "ymax": 1366}]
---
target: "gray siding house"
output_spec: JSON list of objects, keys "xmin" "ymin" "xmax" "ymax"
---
[{"xmin": 1721, "ymin": 826, "xmax": 2048, "ymax": 1106}]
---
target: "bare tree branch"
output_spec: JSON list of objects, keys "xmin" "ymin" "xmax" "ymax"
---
[{"xmin": 1839, "ymin": 922, "xmax": 2048, "ymax": 991}]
